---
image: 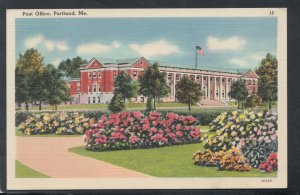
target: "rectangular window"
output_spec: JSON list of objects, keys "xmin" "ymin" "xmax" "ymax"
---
[
  {"xmin": 140, "ymin": 97, "xmax": 144, "ymax": 103},
  {"xmin": 93, "ymin": 71, "xmax": 96, "ymax": 78},
  {"xmin": 176, "ymin": 75, "xmax": 180, "ymax": 80},
  {"xmin": 133, "ymin": 71, "xmax": 137, "ymax": 77},
  {"xmin": 98, "ymin": 71, "xmax": 101, "ymax": 78},
  {"xmin": 93, "ymin": 97, "xmax": 96, "ymax": 103},
  {"xmin": 88, "ymin": 72, "xmax": 91, "ymax": 79},
  {"xmin": 88, "ymin": 97, "xmax": 90, "ymax": 104},
  {"xmin": 98, "ymin": 97, "xmax": 100, "ymax": 103}
]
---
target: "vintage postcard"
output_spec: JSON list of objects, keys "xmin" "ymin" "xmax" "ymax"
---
[{"xmin": 6, "ymin": 8, "xmax": 287, "ymax": 189}]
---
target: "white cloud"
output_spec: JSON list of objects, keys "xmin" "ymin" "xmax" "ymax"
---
[
  {"xmin": 129, "ymin": 39, "xmax": 180, "ymax": 58},
  {"xmin": 207, "ymin": 36, "xmax": 246, "ymax": 51},
  {"xmin": 250, "ymin": 54, "xmax": 264, "ymax": 61},
  {"xmin": 112, "ymin": 40, "xmax": 120, "ymax": 48},
  {"xmin": 229, "ymin": 58, "xmax": 248, "ymax": 67},
  {"xmin": 51, "ymin": 59, "xmax": 62, "ymax": 67},
  {"xmin": 24, "ymin": 35, "xmax": 43, "ymax": 48},
  {"xmin": 24, "ymin": 35, "xmax": 69, "ymax": 51},
  {"xmin": 76, "ymin": 41, "xmax": 121, "ymax": 55}
]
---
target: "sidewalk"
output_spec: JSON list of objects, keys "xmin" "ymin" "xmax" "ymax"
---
[{"xmin": 17, "ymin": 136, "xmax": 150, "ymax": 178}]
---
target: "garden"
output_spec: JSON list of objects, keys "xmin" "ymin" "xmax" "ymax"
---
[{"xmin": 16, "ymin": 109, "xmax": 278, "ymax": 177}]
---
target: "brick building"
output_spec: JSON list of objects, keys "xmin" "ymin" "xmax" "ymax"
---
[{"xmin": 66, "ymin": 57, "xmax": 259, "ymax": 104}]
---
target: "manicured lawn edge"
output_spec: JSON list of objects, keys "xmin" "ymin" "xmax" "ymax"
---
[
  {"xmin": 16, "ymin": 160, "xmax": 49, "ymax": 178},
  {"xmin": 69, "ymin": 144, "xmax": 277, "ymax": 177}
]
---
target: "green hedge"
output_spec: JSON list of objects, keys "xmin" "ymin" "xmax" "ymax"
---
[{"xmin": 16, "ymin": 108, "xmax": 234, "ymax": 127}]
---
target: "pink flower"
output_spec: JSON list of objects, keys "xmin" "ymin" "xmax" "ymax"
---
[
  {"xmin": 130, "ymin": 135, "xmax": 138, "ymax": 143},
  {"xmin": 120, "ymin": 112, "xmax": 129, "ymax": 119},
  {"xmin": 161, "ymin": 137, "xmax": 168, "ymax": 143},
  {"xmin": 267, "ymin": 165, "xmax": 273, "ymax": 172},
  {"xmin": 133, "ymin": 111, "xmax": 142, "ymax": 119},
  {"xmin": 268, "ymin": 153, "xmax": 277, "ymax": 161},
  {"xmin": 184, "ymin": 126, "xmax": 190, "ymax": 131},
  {"xmin": 176, "ymin": 131, "xmax": 183, "ymax": 137},
  {"xmin": 259, "ymin": 162, "xmax": 268, "ymax": 170},
  {"xmin": 176, "ymin": 124, "xmax": 182, "ymax": 131}
]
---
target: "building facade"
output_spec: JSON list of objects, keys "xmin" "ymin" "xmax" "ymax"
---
[{"xmin": 66, "ymin": 57, "xmax": 259, "ymax": 104}]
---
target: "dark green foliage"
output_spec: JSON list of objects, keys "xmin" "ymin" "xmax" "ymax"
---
[
  {"xmin": 108, "ymin": 93, "xmax": 125, "ymax": 112},
  {"xmin": 58, "ymin": 56, "xmax": 87, "ymax": 78},
  {"xmin": 114, "ymin": 72, "xmax": 138, "ymax": 103},
  {"xmin": 255, "ymin": 53, "xmax": 278, "ymax": 110},
  {"xmin": 241, "ymin": 141, "xmax": 277, "ymax": 168},
  {"xmin": 15, "ymin": 112, "xmax": 34, "ymax": 126},
  {"xmin": 139, "ymin": 62, "xmax": 170, "ymax": 110},
  {"xmin": 146, "ymin": 97, "xmax": 153, "ymax": 111},
  {"xmin": 228, "ymin": 79, "xmax": 248, "ymax": 109},
  {"xmin": 175, "ymin": 76, "xmax": 203, "ymax": 111},
  {"xmin": 245, "ymin": 94, "xmax": 262, "ymax": 108}
]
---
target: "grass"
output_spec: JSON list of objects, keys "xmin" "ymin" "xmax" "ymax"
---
[
  {"xmin": 16, "ymin": 129, "xmax": 82, "ymax": 137},
  {"xmin": 16, "ymin": 160, "xmax": 49, "ymax": 178},
  {"xmin": 69, "ymin": 143, "xmax": 277, "ymax": 177}
]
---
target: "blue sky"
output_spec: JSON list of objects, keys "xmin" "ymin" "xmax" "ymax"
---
[{"xmin": 16, "ymin": 17, "xmax": 277, "ymax": 71}]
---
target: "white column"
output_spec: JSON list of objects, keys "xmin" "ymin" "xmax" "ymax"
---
[
  {"xmin": 207, "ymin": 76, "xmax": 211, "ymax": 99},
  {"xmin": 214, "ymin": 77, "xmax": 217, "ymax": 100},
  {"xmin": 226, "ymin": 77, "xmax": 229, "ymax": 100},
  {"xmin": 173, "ymin": 73, "xmax": 176, "ymax": 98},
  {"xmin": 220, "ymin": 77, "xmax": 223, "ymax": 100},
  {"xmin": 201, "ymin": 76, "xmax": 203, "ymax": 90}
]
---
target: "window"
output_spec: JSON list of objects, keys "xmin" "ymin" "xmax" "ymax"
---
[
  {"xmin": 133, "ymin": 71, "xmax": 137, "ymax": 77},
  {"xmin": 140, "ymin": 97, "xmax": 144, "ymax": 103},
  {"xmin": 113, "ymin": 71, "xmax": 117, "ymax": 78},
  {"xmin": 93, "ymin": 71, "xmax": 96, "ymax": 78},
  {"xmin": 168, "ymin": 74, "xmax": 172, "ymax": 80},
  {"xmin": 196, "ymin": 75, "xmax": 200, "ymax": 80},
  {"xmin": 88, "ymin": 72, "xmax": 91, "ymax": 79},
  {"xmin": 98, "ymin": 71, "xmax": 101, "ymax": 78},
  {"xmin": 93, "ymin": 84, "xmax": 96, "ymax": 92},
  {"xmin": 98, "ymin": 97, "xmax": 100, "ymax": 103},
  {"xmin": 176, "ymin": 74, "xmax": 180, "ymax": 80},
  {"xmin": 88, "ymin": 85, "xmax": 91, "ymax": 93},
  {"xmin": 88, "ymin": 97, "xmax": 90, "ymax": 104},
  {"xmin": 93, "ymin": 97, "xmax": 96, "ymax": 103},
  {"xmin": 252, "ymin": 80, "xmax": 255, "ymax": 85},
  {"xmin": 98, "ymin": 84, "xmax": 101, "ymax": 92}
]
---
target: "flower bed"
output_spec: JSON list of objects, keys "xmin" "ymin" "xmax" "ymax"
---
[
  {"xmin": 85, "ymin": 111, "xmax": 201, "ymax": 151},
  {"xmin": 193, "ymin": 111, "xmax": 278, "ymax": 172},
  {"xmin": 17, "ymin": 112, "xmax": 91, "ymax": 135}
]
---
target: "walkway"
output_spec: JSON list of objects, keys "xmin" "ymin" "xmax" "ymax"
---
[{"xmin": 17, "ymin": 136, "xmax": 150, "ymax": 178}]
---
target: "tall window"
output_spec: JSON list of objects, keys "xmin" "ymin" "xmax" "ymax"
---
[
  {"xmin": 88, "ymin": 85, "xmax": 91, "ymax": 93},
  {"xmin": 93, "ymin": 97, "xmax": 95, "ymax": 103},
  {"xmin": 93, "ymin": 71, "xmax": 96, "ymax": 78},
  {"xmin": 98, "ymin": 97, "xmax": 100, "ymax": 103},
  {"xmin": 93, "ymin": 84, "xmax": 96, "ymax": 92},
  {"xmin": 88, "ymin": 97, "xmax": 90, "ymax": 104},
  {"xmin": 98, "ymin": 70, "xmax": 101, "ymax": 78},
  {"xmin": 133, "ymin": 71, "xmax": 138, "ymax": 77},
  {"xmin": 88, "ymin": 72, "xmax": 91, "ymax": 79}
]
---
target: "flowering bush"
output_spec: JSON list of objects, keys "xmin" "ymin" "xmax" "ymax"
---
[
  {"xmin": 259, "ymin": 153, "xmax": 278, "ymax": 172},
  {"xmin": 85, "ymin": 111, "xmax": 201, "ymax": 151},
  {"xmin": 193, "ymin": 147, "xmax": 251, "ymax": 171},
  {"xmin": 17, "ymin": 112, "xmax": 91, "ymax": 135}
]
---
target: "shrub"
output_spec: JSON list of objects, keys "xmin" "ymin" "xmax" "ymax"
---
[
  {"xmin": 16, "ymin": 111, "xmax": 33, "ymax": 126},
  {"xmin": 85, "ymin": 111, "xmax": 201, "ymax": 151},
  {"xmin": 108, "ymin": 93, "xmax": 125, "ymax": 112},
  {"xmin": 245, "ymin": 95, "xmax": 262, "ymax": 108},
  {"xmin": 259, "ymin": 153, "xmax": 278, "ymax": 172},
  {"xmin": 17, "ymin": 112, "xmax": 91, "ymax": 135},
  {"xmin": 193, "ymin": 147, "xmax": 251, "ymax": 172}
]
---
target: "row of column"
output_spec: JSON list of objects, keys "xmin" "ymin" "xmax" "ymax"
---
[{"xmin": 167, "ymin": 72, "xmax": 238, "ymax": 101}]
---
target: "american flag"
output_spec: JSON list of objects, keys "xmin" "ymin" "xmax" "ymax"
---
[{"xmin": 196, "ymin": 46, "xmax": 205, "ymax": 56}]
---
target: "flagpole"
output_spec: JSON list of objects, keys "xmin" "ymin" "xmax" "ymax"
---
[{"xmin": 195, "ymin": 47, "xmax": 198, "ymax": 69}]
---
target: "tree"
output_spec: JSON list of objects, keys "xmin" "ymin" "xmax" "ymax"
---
[
  {"xmin": 108, "ymin": 93, "xmax": 125, "ymax": 113},
  {"xmin": 15, "ymin": 48, "xmax": 44, "ymax": 111},
  {"xmin": 245, "ymin": 94, "xmax": 262, "ymax": 108},
  {"xmin": 139, "ymin": 62, "xmax": 169, "ymax": 110},
  {"xmin": 229, "ymin": 79, "xmax": 248, "ymax": 109},
  {"xmin": 58, "ymin": 56, "xmax": 87, "ymax": 78},
  {"xmin": 114, "ymin": 72, "xmax": 138, "ymax": 103},
  {"xmin": 175, "ymin": 76, "xmax": 203, "ymax": 111},
  {"xmin": 255, "ymin": 53, "xmax": 278, "ymax": 110},
  {"xmin": 44, "ymin": 64, "xmax": 71, "ymax": 110}
]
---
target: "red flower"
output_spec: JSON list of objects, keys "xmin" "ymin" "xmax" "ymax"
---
[
  {"xmin": 267, "ymin": 165, "xmax": 273, "ymax": 172},
  {"xmin": 133, "ymin": 111, "xmax": 142, "ymax": 119}
]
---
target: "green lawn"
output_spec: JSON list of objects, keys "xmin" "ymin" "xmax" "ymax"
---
[
  {"xmin": 69, "ymin": 143, "xmax": 277, "ymax": 177},
  {"xmin": 16, "ymin": 160, "xmax": 49, "ymax": 178}
]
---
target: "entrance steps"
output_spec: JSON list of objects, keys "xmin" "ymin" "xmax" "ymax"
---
[{"xmin": 199, "ymin": 99, "xmax": 229, "ymax": 107}]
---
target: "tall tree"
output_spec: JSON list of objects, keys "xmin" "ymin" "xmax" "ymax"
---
[
  {"xmin": 44, "ymin": 64, "xmax": 71, "ymax": 110},
  {"xmin": 255, "ymin": 53, "xmax": 278, "ymax": 110},
  {"xmin": 15, "ymin": 48, "xmax": 44, "ymax": 110},
  {"xmin": 58, "ymin": 56, "xmax": 87, "ymax": 78},
  {"xmin": 108, "ymin": 92, "xmax": 125, "ymax": 113},
  {"xmin": 113, "ymin": 72, "xmax": 138, "ymax": 103},
  {"xmin": 138, "ymin": 62, "xmax": 169, "ymax": 110},
  {"xmin": 176, "ymin": 76, "xmax": 203, "ymax": 111},
  {"xmin": 229, "ymin": 79, "xmax": 249, "ymax": 109}
]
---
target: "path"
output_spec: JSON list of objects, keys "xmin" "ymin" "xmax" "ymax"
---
[{"xmin": 17, "ymin": 136, "xmax": 150, "ymax": 178}]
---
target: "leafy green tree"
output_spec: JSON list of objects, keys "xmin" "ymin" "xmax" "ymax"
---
[
  {"xmin": 58, "ymin": 56, "xmax": 87, "ymax": 78},
  {"xmin": 175, "ymin": 76, "xmax": 203, "ymax": 111},
  {"xmin": 229, "ymin": 79, "xmax": 249, "ymax": 109},
  {"xmin": 245, "ymin": 94, "xmax": 262, "ymax": 108},
  {"xmin": 15, "ymin": 48, "xmax": 44, "ymax": 110},
  {"xmin": 139, "ymin": 62, "xmax": 169, "ymax": 110},
  {"xmin": 255, "ymin": 53, "xmax": 278, "ymax": 110},
  {"xmin": 114, "ymin": 72, "xmax": 138, "ymax": 103},
  {"xmin": 44, "ymin": 64, "xmax": 71, "ymax": 110},
  {"xmin": 146, "ymin": 97, "xmax": 153, "ymax": 111},
  {"xmin": 108, "ymin": 93, "xmax": 125, "ymax": 113}
]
